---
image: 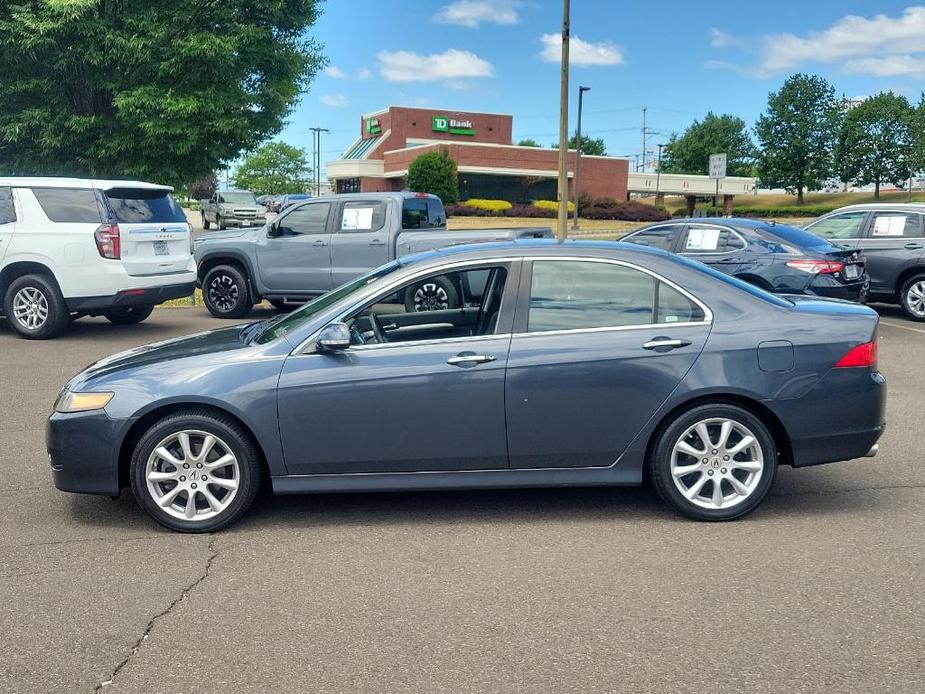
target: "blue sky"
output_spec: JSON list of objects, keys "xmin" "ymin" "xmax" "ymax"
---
[{"xmin": 276, "ymin": 1, "xmax": 925, "ymax": 175}]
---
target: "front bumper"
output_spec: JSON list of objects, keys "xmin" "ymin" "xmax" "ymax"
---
[
  {"xmin": 46, "ymin": 410, "xmax": 130, "ymax": 496},
  {"xmin": 66, "ymin": 281, "xmax": 195, "ymax": 313}
]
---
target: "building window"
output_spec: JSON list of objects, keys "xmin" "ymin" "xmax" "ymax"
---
[{"xmin": 338, "ymin": 178, "xmax": 361, "ymax": 194}]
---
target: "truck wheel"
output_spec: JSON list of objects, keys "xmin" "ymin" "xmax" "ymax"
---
[
  {"xmin": 217, "ymin": 215, "xmax": 226, "ymax": 231},
  {"xmin": 899, "ymin": 273, "xmax": 925, "ymax": 322},
  {"xmin": 202, "ymin": 213, "xmax": 211, "ymax": 230},
  {"xmin": 203, "ymin": 265, "xmax": 253, "ymax": 319},
  {"xmin": 3, "ymin": 274, "xmax": 70, "ymax": 339},
  {"xmin": 104, "ymin": 305, "xmax": 155, "ymax": 324},
  {"xmin": 403, "ymin": 277, "xmax": 460, "ymax": 312}
]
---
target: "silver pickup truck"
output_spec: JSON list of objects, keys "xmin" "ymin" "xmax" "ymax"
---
[
  {"xmin": 200, "ymin": 189, "xmax": 265, "ymax": 230},
  {"xmin": 193, "ymin": 192, "xmax": 552, "ymax": 318}
]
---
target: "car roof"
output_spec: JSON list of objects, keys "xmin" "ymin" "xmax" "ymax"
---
[
  {"xmin": 636, "ymin": 217, "xmax": 834, "ymax": 249},
  {"xmin": 825, "ymin": 203, "xmax": 925, "ymax": 213},
  {"xmin": 0, "ymin": 176, "xmax": 172, "ymax": 191},
  {"xmin": 331, "ymin": 192, "xmax": 440, "ymax": 201}
]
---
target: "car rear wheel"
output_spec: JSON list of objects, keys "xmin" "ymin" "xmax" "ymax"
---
[
  {"xmin": 130, "ymin": 410, "xmax": 262, "ymax": 533},
  {"xmin": 403, "ymin": 277, "xmax": 460, "ymax": 312},
  {"xmin": 104, "ymin": 304, "xmax": 155, "ymax": 324},
  {"xmin": 899, "ymin": 274, "xmax": 925, "ymax": 321},
  {"xmin": 3, "ymin": 274, "xmax": 70, "ymax": 339},
  {"xmin": 203, "ymin": 265, "xmax": 253, "ymax": 319},
  {"xmin": 202, "ymin": 213, "xmax": 211, "ymax": 230},
  {"xmin": 217, "ymin": 215, "xmax": 226, "ymax": 231},
  {"xmin": 650, "ymin": 404, "xmax": 777, "ymax": 521}
]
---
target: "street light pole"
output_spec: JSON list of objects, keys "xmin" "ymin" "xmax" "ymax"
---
[
  {"xmin": 572, "ymin": 85, "xmax": 590, "ymax": 231},
  {"xmin": 655, "ymin": 143, "xmax": 665, "ymax": 205},
  {"xmin": 555, "ymin": 0, "xmax": 570, "ymax": 243},
  {"xmin": 309, "ymin": 127, "xmax": 330, "ymax": 195}
]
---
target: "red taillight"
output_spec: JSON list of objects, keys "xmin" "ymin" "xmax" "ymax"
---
[
  {"xmin": 835, "ymin": 341, "xmax": 877, "ymax": 368},
  {"xmin": 94, "ymin": 223, "xmax": 121, "ymax": 259},
  {"xmin": 786, "ymin": 259, "xmax": 845, "ymax": 275}
]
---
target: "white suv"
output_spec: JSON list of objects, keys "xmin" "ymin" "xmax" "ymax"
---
[{"xmin": 0, "ymin": 178, "xmax": 195, "ymax": 339}]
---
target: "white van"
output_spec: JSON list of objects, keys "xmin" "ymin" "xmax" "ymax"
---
[{"xmin": 0, "ymin": 178, "xmax": 195, "ymax": 339}]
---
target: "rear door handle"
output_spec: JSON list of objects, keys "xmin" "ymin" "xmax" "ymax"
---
[
  {"xmin": 643, "ymin": 337, "xmax": 692, "ymax": 352},
  {"xmin": 904, "ymin": 243, "xmax": 923, "ymax": 250},
  {"xmin": 447, "ymin": 353, "xmax": 496, "ymax": 367},
  {"xmin": 313, "ymin": 239, "xmax": 328, "ymax": 247},
  {"xmin": 369, "ymin": 238, "xmax": 386, "ymax": 246}
]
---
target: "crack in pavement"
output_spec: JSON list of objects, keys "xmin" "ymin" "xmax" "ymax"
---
[{"xmin": 93, "ymin": 536, "xmax": 218, "ymax": 692}]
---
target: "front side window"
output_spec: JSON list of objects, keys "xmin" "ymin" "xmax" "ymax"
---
[
  {"xmin": 105, "ymin": 188, "xmax": 187, "ymax": 223},
  {"xmin": 624, "ymin": 225, "xmax": 682, "ymax": 251},
  {"xmin": 277, "ymin": 202, "xmax": 331, "ymax": 235},
  {"xmin": 527, "ymin": 260, "xmax": 703, "ymax": 332},
  {"xmin": 807, "ymin": 212, "xmax": 867, "ymax": 240},
  {"xmin": 31, "ymin": 187, "xmax": 104, "ymax": 224},
  {"xmin": 339, "ymin": 201, "xmax": 387, "ymax": 232},
  {"xmin": 869, "ymin": 212, "xmax": 922, "ymax": 238},
  {"xmin": 0, "ymin": 186, "xmax": 15, "ymax": 224}
]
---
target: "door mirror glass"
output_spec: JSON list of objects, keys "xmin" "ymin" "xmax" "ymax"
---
[
  {"xmin": 317, "ymin": 322, "xmax": 351, "ymax": 351},
  {"xmin": 266, "ymin": 221, "xmax": 280, "ymax": 238}
]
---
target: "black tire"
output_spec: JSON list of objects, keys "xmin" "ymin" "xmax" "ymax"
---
[
  {"xmin": 403, "ymin": 276, "xmax": 460, "ymax": 312},
  {"xmin": 269, "ymin": 299, "xmax": 294, "ymax": 313},
  {"xmin": 202, "ymin": 213, "xmax": 211, "ymax": 230},
  {"xmin": 649, "ymin": 403, "xmax": 777, "ymax": 522},
  {"xmin": 130, "ymin": 409, "xmax": 262, "ymax": 533},
  {"xmin": 3, "ymin": 273, "xmax": 70, "ymax": 339},
  {"xmin": 104, "ymin": 304, "xmax": 155, "ymax": 325},
  {"xmin": 216, "ymin": 215, "xmax": 226, "ymax": 231},
  {"xmin": 899, "ymin": 273, "xmax": 925, "ymax": 322},
  {"xmin": 202, "ymin": 264, "xmax": 253, "ymax": 319}
]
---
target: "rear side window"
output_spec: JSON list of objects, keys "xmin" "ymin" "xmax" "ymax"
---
[
  {"xmin": 339, "ymin": 201, "xmax": 387, "ymax": 232},
  {"xmin": 402, "ymin": 197, "xmax": 445, "ymax": 229},
  {"xmin": 0, "ymin": 185, "xmax": 15, "ymax": 224},
  {"xmin": 105, "ymin": 188, "xmax": 186, "ymax": 224},
  {"xmin": 31, "ymin": 187, "xmax": 103, "ymax": 223},
  {"xmin": 807, "ymin": 212, "xmax": 867, "ymax": 240},
  {"xmin": 624, "ymin": 225, "xmax": 682, "ymax": 251},
  {"xmin": 869, "ymin": 212, "xmax": 923, "ymax": 238}
]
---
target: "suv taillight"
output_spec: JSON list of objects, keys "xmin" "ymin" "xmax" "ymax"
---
[
  {"xmin": 835, "ymin": 341, "xmax": 877, "ymax": 368},
  {"xmin": 94, "ymin": 223, "xmax": 121, "ymax": 259},
  {"xmin": 786, "ymin": 260, "xmax": 845, "ymax": 274}
]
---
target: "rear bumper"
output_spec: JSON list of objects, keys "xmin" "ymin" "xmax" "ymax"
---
[
  {"xmin": 46, "ymin": 410, "xmax": 130, "ymax": 496},
  {"xmin": 66, "ymin": 281, "xmax": 195, "ymax": 313},
  {"xmin": 807, "ymin": 275, "xmax": 869, "ymax": 303}
]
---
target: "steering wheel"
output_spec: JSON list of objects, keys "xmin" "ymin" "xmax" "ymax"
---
[{"xmin": 370, "ymin": 312, "xmax": 387, "ymax": 344}]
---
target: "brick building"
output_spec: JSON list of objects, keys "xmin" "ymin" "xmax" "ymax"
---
[{"xmin": 326, "ymin": 106, "xmax": 629, "ymax": 202}]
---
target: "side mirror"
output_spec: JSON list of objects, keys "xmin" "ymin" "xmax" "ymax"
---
[
  {"xmin": 267, "ymin": 221, "xmax": 281, "ymax": 238},
  {"xmin": 317, "ymin": 322, "xmax": 351, "ymax": 352}
]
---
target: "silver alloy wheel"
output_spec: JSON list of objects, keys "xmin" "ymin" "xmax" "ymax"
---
[
  {"xmin": 12, "ymin": 286, "xmax": 49, "ymax": 330},
  {"xmin": 905, "ymin": 281, "xmax": 925, "ymax": 318},
  {"xmin": 670, "ymin": 417, "xmax": 764, "ymax": 510},
  {"xmin": 145, "ymin": 430, "xmax": 240, "ymax": 522},
  {"xmin": 412, "ymin": 283, "xmax": 449, "ymax": 311},
  {"xmin": 208, "ymin": 274, "xmax": 239, "ymax": 312}
]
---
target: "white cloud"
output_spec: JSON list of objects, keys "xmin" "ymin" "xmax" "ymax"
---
[
  {"xmin": 759, "ymin": 6, "xmax": 925, "ymax": 74},
  {"xmin": 377, "ymin": 48, "xmax": 494, "ymax": 83},
  {"xmin": 434, "ymin": 1, "xmax": 519, "ymax": 28},
  {"xmin": 539, "ymin": 33, "xmax": 623, "ymax": 66},
  {"xmin": 320, "ymin": 94, "xmax": 348, "ymax": 107},
  {"xmin": 357, "ymin": 68, "xmax": 372, "ymax": 80},
  {"xmin": 323, "ymin": 66, "xmax": 345, "ymax": 79},
  {"xmin": 710, "ymin": 28, "xmax": 743, "ymax": 48}
]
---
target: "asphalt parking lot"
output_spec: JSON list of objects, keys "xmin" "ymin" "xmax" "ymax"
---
[{"xmin": 2, "ymin": 305, "xmax": 924, "ymax": 694}]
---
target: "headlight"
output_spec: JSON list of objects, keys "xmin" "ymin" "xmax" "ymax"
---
[{"xmin": 54, "ymin": 391, "xmax": 114, "ymax": 413}]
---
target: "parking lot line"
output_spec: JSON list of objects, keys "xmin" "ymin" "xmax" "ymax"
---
[{"xmin": 880, "ymin": 320, "xmax": 925, "ymax": 334}]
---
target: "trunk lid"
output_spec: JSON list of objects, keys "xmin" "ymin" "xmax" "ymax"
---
[{"xmin": 102, "ymin": 186, "xmax": 191, "ymax": 277}]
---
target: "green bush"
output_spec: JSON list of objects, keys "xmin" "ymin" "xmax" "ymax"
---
[
  {"xmin": 462, "ymin": 198, "xmax": 512, "ymax": 213},
  {"xmin": 406, "ymin": 148, "xmax": 459, "ymax": 205},
  {"xmin": 532, "ymin": 199, "xmax": 574, "ymax": 212}
]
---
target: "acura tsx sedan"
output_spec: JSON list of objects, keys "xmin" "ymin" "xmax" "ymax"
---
[{"xmin": 48, "ymin": 241, "xmax": 886, "ymax": 532}]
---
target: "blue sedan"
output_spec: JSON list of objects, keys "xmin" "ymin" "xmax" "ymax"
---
[{"xmin": 48, "ymin": 241, "xmax": 886, "ymax": 531}]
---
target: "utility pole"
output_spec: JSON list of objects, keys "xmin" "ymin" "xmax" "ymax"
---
[
  {"xmin": 572, "ymin": 85, "xmax": 590, "ymax": 231},
  {"xmin": 641, "ymin": 107, "xmax": 647, "ymax": 173},
  {"xmin": 555, "ymin": 0, "xmax": 570, "ymax": 243},
  {"xmin": 309, "ymin": 127, "xmax": 329, "ymax": 195},
  {"xmin": 656, "ymin": 143, "xmax": 665, "ymax": 204}
]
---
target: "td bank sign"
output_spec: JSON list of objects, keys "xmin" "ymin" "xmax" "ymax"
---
[{"xmin": 432, "ymin": 115, "xmax": 476, "ymax": 136}]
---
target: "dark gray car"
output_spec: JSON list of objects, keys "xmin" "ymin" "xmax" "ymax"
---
[
  {"xmin": 806, "ymin": 204, "xmax": 925, "ymax": 320},
  {"xmin": 47, "ymin": 241, "xmax": 886, "ymax": 531}
]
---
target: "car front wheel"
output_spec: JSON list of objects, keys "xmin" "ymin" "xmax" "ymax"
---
[
  {"xmin": 130, "ymin": 410, "xmax": 262, "ymax": 532},
  {"xmin": 650, "ymin": 404, "xmax": 777, "ymax": 521},
  {"xmin": 899, "ymin": 273, "xmax": 925, "ymax": 321},
  {"xmin": 202, "ymin": 265, "xmax": 253, "ymax": 319}
]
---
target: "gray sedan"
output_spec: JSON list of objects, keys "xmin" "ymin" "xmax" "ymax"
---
[{"xmin": 47, "ymin": 241, "xmax": 886, "ymax": 531}]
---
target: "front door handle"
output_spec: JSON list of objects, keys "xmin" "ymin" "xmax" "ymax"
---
[
  {"xmin": 369, "ymin": 238, "xmax": 386, "ymax": 246},
  {"xmin": 447, "ymin": 353, "xmax": 496, "ymax": 367},
  {"xmin": 643, "ymin": 337, "xmax": 692, "ymax": 352},
  {"xmin": 904, "ymin": 242, "xmax": 923, "ymax": 250},
  {"xmin": 313, "ymin": 239, "xmax": 328, "ymax": 247}
]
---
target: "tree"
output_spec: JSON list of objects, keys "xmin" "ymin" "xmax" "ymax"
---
[
  {"xmin": 909, "ymin": 93, "xmax": 925, "ymax": 177},
  {"xmin": 233, "ymin": 143, "xmax": 310, "ymax": 195},
  {"xmin": 661, "ymin": 112, "xmax": 757, "ymax": 177},
  {"xmin": 0, "ymin": 0, "xmax": 325, "ymax": 186},
  {"xmin": 517, "ymin": 138, "xmax": 542, "ymax": 147},
  {"xmin": 553, "ymin": 132, "xmax": 607, "ymax": 156},
  {"xmin": 835, "ymin": 93, "xmax": 914, "ymax": 200},
  {"xmin": 188, "ymin": 173, "xmax": 217, "ymax": 201},
  {"xmin": 406, "ymin": 149, "xmax": 459, "ymax": 205},
  {"xmin": 755, "ymin": 74, "xmax": 843, "ymax": 204}
]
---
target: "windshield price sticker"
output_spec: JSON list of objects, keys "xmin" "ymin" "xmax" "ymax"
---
[{"xmin": 872, "ymin": 215, "xmax": 908, "ymax": 237}]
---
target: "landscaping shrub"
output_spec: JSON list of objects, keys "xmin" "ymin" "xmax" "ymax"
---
[
  {"xmin": 445, "ymin": 204, "xmax": 487, "ymax": 217},
  {"xmin": 505, "ymin": 204, "xmax": 556, "ymax": 218},
  {"xmin": 532, "ymin": 199, "xmax": 574, "ymax": 212},
  {"xmin": 462, "ymin": 198, "xmax": 512, "ymax": 213},
  {"xmin": 582, "ymin": 200, "xmax": 670, "ymax": 222}
]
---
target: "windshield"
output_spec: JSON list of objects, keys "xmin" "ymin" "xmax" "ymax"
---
[
  {"xmin": 220, "ymin": 191, "xmax": 257, "ymax": 204},
  {"xmin": 255, "ymin": 262, "xmax": 402, "ymax": 344}
]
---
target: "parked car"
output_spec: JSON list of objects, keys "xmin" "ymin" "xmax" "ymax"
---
[
  {"xmin": 194, "ymin": 192, "xmax": 551, "ymax": 317},
  {"xmin": 48, "ymin": 240, "xmax": 886, "ymax": 532},
  {"xmin": 0, "ymin": 177, "xmax": 194, "ymax": 339},
  {"xmin": 622, "ymin": 218, "xmax": 869, "ymax": 302},
  {"xmin": 255, "ymin": 195, "xmax": 273, "ymax": 208},
  {"xmin": 805, "ymin": 204, "xmax": 925, "ymax": 320},
  {"xmin": 200, "ymin": 189, "xmax": 264, "ymax": 230},
  {"xmin": 263, "ymin": 195, "xmax": 284, "ymax": 213},
  {"xmin": 276, "ymin": 193, "xmax": 311, "ymax": 212}
]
